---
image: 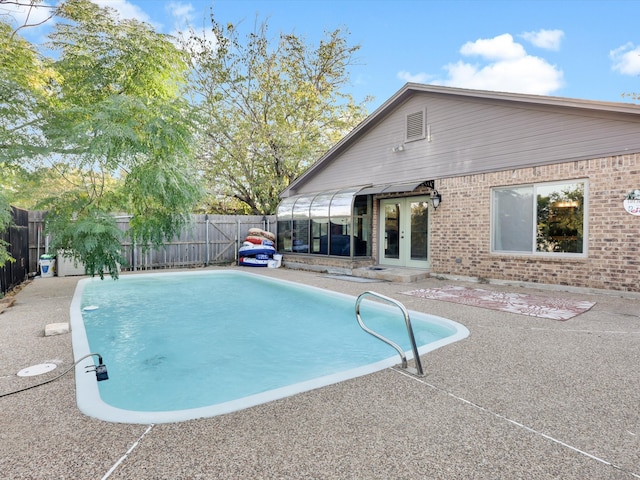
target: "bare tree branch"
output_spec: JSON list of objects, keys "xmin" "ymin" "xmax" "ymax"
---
[{"xmin": 0, "ymin": 0, "xmax": 58, "ymax": 38}]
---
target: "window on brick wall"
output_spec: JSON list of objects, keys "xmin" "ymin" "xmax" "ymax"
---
[{"xmin": 492, "ymin": 180, "xmax": 587, "ymax": 256}]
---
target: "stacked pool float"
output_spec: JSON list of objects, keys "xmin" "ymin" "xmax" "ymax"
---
[{"xmin": 238, "ymin": 228, "xmax": 277, "ymax": 267}]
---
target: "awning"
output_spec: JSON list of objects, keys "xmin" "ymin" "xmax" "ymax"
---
[
  {"xmin": 277, "ymin": 187, "xmax": 361, "ymax": 221},
  {"xmin": 357, "ymin": 181, "xmax": 429, "ymax": 195},
  {"xmin": 277, "ymin": 181, "xmax": 430, "ymax": 220}
]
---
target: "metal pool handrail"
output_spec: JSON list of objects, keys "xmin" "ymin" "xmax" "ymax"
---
[{"xmin": 355, "ymin": 291, "xmax": 425, "ymax": 377}]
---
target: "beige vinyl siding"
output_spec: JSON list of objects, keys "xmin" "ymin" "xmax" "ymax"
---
[
  {"xmin": 428, "ymin": 96, "xmax": 638, "ymax": 171},
  {"xmin": 289, "ymin": 93, "xmax": 640, "ymax": 195},
  {"xmin": 292, "ymin": 103, "xmax": 426, "ymax": 192}
]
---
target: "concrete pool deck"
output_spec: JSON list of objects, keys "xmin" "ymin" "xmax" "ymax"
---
[{"xmin": 1, "ymin": 267, "xmax": 639, "ymax": 479}]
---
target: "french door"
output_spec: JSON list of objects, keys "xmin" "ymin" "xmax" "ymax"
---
[{"xmin": 379, "ymin": 197, "xmax": 430, "ymax": 268}]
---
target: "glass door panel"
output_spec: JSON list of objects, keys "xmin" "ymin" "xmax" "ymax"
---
[
  {"xmin": 383, "ymin": 202, "xmax": 400, "ymax": 260},
  {"xmin": 380, "ymin": 197, "xmax": 430, "ymax": 267},
  {"xmin": 410, "ymin": 200, "xmax": 429, "ymax": 262}
]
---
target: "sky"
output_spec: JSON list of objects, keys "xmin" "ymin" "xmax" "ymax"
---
[{"xmin": 4, "ymin": 0, "xmax": 640, "ymax": 112}]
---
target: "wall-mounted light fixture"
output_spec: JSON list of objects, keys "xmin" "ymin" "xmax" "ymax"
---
[
  {"xmin": 431, "ymin": 189, "xmax": 442, "ymax": 210},
  {"xmin": 391, "ymin": 145, "xmax": 405, "ymax": 153}
]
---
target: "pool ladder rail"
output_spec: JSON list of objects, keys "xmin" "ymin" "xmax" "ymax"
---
[{"xmin": 355, "ymin": 291, "xmax": 425, "ymax": 377}]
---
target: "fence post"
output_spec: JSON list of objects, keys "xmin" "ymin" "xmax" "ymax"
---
[
  {"xmin": 36, "ymin": 225, "xmax": 41, "ymax": 268},
  {"xmin": 236, "ymin": 219, "xmax": 241, "ymax": 263},
  {"xmin": 205, "ymin": 214, "xmax": 210, "ymax": 266},
  {"xmin": 132, "ymin": 238, "xmax": 136, "ymax": 271}
]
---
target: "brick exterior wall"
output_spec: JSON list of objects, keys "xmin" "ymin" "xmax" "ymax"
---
[
  {"xmin": 284, "ymin": 255, "xmax": 374, "ymax": 272},
  {"xmin": 429, "ymin": 154, "xmax": 640, "ymax": 292}
]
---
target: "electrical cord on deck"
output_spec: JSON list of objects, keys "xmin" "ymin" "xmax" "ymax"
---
[{"xmin": 0, "ymin": 353, "xmax": 107, "ymax": 398}]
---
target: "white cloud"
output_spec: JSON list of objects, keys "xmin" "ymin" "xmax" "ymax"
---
[
  {"xmin": 163, "ymin": 1, "xmax": 218, "ymax": 53},
  {"xmin": 165, "ymin": 2, "xmax": 202, "ymax": 36},
  {"xmin": 157, "ymin": 2, "xmax": 219, "ymax": 60},
  {"xmin": 167, "ymin": 1, "xmax": 196, "ymax": 25},
  {"xmin": 521, "ymin": 29, "xmax": 564, "ymax": 51},
  {"xmin": 397, "ymin": 71, "xmax": 433, "ymax": 83},
  {"xmin": 402, "ymin": 33, "xmax": 564, "ymax": 95},
  {"xmin": 460, "ymin": 33, "xmax": 526, "ymax": 60},
  {"xmin": 610, "ymin": 42, "xmax": 640, "ymax": 75},
  {"xmin": 440, "ymin": 55, "xmax": 564, "ymax": 94},
  {"xmin": 92, "ymin": 0, "xmax": 158, "ymax": 27}
]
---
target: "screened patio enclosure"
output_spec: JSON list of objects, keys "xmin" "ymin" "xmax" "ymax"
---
[
  {"xmin": 276, "ymin": 182, "xmax": 430, "ymax": 259},
  {"xmin": 276, "ymin": 188, "xmax": 372, "ymax": 258}
]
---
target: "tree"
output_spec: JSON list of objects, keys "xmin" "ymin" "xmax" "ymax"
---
[
  {"xmin": 0, "ymin": 12, "xmax": 54, "ymax": 268},
  {"xmin": 1, "ymin": 0, "xmax": 203, "ymax": 277},
  {"xmin": 183, "ymin": 16, "xmax": 370, "ymax": 214},
  {"xmin": 0, "ymin": 17, "xmax": 55, "ymax": 162}
]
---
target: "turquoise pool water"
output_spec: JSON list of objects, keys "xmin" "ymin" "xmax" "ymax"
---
[{"xmin": 71, "ymin": 270, "xmax": 468, "ymax": 424}]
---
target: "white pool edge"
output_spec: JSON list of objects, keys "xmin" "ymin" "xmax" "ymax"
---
[{"xmin": 70, "ymin": 270, "xmax": 470, "ymax": 424}]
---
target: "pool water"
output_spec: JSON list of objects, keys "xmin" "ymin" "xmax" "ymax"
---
[{"xmin": 71, "ymin": 270, "xmax": 468, "ymax": 423}]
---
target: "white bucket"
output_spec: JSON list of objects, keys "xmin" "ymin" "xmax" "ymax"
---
[
  {"xmin": 40, "ymin": 257, "xmax": 56, "ymax": 278},
  {"xmin": 272, "ymin": 254, "xmax": 282, "ymax": 268},
  {"xmin": 267, "ymin": 260, "xmax": 277, "ymax": 268}
]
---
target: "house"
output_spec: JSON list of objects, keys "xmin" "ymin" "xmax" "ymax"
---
[{"xmin": 276, "ymin": 83, "xmax": 640, "ymax": 293}]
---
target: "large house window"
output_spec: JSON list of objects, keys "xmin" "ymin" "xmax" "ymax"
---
[{"xmin": 492, "ymin": 180, "xmax": 587, "ymax": 255}]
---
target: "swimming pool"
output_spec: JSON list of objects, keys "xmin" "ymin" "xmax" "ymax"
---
[{"xmin": 71, "ymin": 270, "xmax": 469, "ymax": 424}]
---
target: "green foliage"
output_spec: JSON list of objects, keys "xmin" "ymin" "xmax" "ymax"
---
[
  {"xmin": 1, "ymin": 0, "xmax": 204, "ymax": 277},
  {"xmin": 183, "ymin": 16, "xmax": 370, "ymax": 214},
  {"xmin": 44, "ymin": 1, "xmax": 203, "ymax": 255},
  {"xmin": 0, "ymin": 161, "xmax": 125, "ymax": 210},
  {"xmin": 45, "ymin": 201, "xmax": 123, "ymax": 280},
  {"xmin": 53, "ymin": 0, "xmax": 184, "ymax": 103},
  {"xmin": 124, "ymin": 150, "xmax": 202, "ymax": 246},
  {"xmin": 0, "ymin": 19, "xmax": 55, "ymax": 160}
]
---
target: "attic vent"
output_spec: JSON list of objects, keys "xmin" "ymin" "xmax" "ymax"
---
[{"xmin": 405, "ymin": 109, "xmax": 426, "ymax": 141}]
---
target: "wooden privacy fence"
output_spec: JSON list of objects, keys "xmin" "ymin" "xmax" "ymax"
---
[
  {"xmin": 27, "ymin": 212, "xmax": 276, "ymax": 275},
  {"xmin": 0, "ymin": 207, "xmax": 29, "ymax": 295}
]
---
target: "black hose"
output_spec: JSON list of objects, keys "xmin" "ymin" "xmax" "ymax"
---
[{"xmin": 0, "ymin": 353, "xmax": 105, "ymax": 398}]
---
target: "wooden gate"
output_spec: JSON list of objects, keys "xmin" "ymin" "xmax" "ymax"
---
[{"xmin": 0, "ymin": 207, "xmax": 29, "ymax": 295}]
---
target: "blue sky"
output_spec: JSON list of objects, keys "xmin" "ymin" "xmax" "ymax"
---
[{"xmin": 5, "ymin": 0, "xmax": 640, "ymax": 111}]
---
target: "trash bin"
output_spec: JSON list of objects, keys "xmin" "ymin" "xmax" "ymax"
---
[{"xmin": 39, "ymin": 254, "xmax": 56, "ymax": 278}]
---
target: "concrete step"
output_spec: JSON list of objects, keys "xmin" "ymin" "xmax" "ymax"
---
[{"xmin": 351, "ymin": 266, "xmax": 430, "ymax": 283}]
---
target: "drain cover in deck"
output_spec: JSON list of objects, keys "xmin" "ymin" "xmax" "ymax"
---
[{"xmin": 17, "ymin": 363, "xmax": 57, "ymax": 377}]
